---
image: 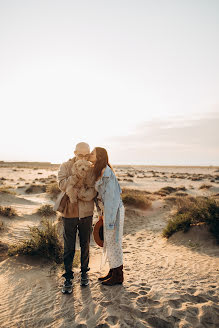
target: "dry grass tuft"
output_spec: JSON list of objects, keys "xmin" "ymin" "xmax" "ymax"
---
[
  {"xmin": 0, "ymin": 186, "xmax": 16, "ymax": 195},
  {"xmin": 0, "ymin": 206, "xmax": 18, "ymax": 217},
  {"xmin": 36, "ymin": 204, "xmax": 56, "ymax": 217},
  {"xmin": 122, "ymin": 188, "xmax": 152, "ymax": 210},
  {"xmin": 199, "ymin": 184, "xmax": 212, "ymax": 190},
  {"xmin": 46, "ymin": 182, "xmax": 60, "ymax": 199},
  {"xmin": 0, "ymin": 220, "xmax": 4, "ymax": 230},
  {"xmin": 25, "ymin": 184, "xmax": 46, "ymax": 194},
  {"xmin": 8, "ymin": 218, "xmax": 63, "ymax": 263},
  {"xmin": 154, "ymin": 185, "xmax": 187, "ymax": 197}
]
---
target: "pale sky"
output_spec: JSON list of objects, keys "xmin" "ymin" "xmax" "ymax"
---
[{"xmin": 0, "ymin": 0, "xmax": 219, "ymax": 165}]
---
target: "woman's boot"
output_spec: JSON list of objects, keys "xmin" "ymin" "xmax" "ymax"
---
[
  {"xmin": 101, "ymin": 265, "xmax": 123, "ymax": 286},
  {"xmin": 98, "ymin": 269, "xmax": 113, "ymax": 281}
]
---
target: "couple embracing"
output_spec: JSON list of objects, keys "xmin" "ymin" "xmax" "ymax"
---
[{"xmin": 54, "ymin": 142, "xmax": 124, "ymax": 294}]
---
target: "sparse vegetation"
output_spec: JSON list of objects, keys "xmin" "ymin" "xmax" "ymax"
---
[
  {"xmin": 0, "ymin": 206, "xmax": 17, "ymax": 217},
  {"xmin": 124, "ymin": 178, "xmax": 134, "ymax": 182},
  {"xmin": 46, "ymin": 182, "xmax": 60, "ymax": 199},
  {"xmin": 122, "ymin": 188, "xmax": 152, "ymax": 210},
  {"xmin": 199, "ymin": 184, "xmax": 212, "ymax": 190},
  {"xmin": 0, "ymin": 220, "xmax": 4, "ymax": 230},
  {"xmin": 8, "ymin": 218, "xmax": 63, "ymax": 263},
  {"xmin": 25, "ymin": 184, "xmax": 46, "ymax": 194},
  {"xmin": 154, "ymin": 186, "xmax": 186, "ymax": 197},
  {"xmin": 0, "ymin": 241, "xmax": 8, "ymax": 256},
  {"xmin": 0, "ymin": 186, "xmax": 16, "ymax": 195},
  {"xmin": 37, "ymin": 204, "xmax": 56, "ymax": 217},
  {"xmin": 163, "ymin": 197, "xmax": 219, "ymax": 243}
]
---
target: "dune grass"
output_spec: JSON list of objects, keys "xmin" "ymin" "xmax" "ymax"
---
[
  {"xmin": 0, "ymin": 206, "xmax": 18, "ymax": 217},
  {"xmin": 122, "ymin": 188, "xmax": 152, "ymax": 210},
  {"xmin": 46, "ymin": 182, "xmax": 60, "ymax": 199},
  {"xmin": 36, "ymin": 204, "xmax": 56, "ymax": 217},
  {"xmin": 25, "ymin": 184, "xmax": 46, "ymax": 194},
  {"xmin": 162, "ymin": 197, "xmax": 219, "ymax": 243},
  {"xmin": 8, "ymin": 218, "xmax": 63, "ymax": 263},
  {"xmin": 0, "ymin": 186, "xmax": 16, "ymax": 195},
  {"xmin": 0, "ymin": 241, "xmax": 8, "ymax": 255},
  {"xmin": 199, "ymin": 184, "xmax": 212, "ymax": 190},
  {"xmin": 154, "ymin": 186, "xmax": 186, "ymax": 197},
  {"xmin": 0, "ymin": 220, "xmax": 4, "ymax": 230}
]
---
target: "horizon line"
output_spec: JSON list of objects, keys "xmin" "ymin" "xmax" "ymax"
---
[{"xmin": 0, "ymin": 160, "xmax": 219, "ymax": 168}]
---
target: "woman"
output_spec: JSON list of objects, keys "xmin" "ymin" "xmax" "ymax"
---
[{"xmin": 89, "ymin": 147, "xmax": 124, "ymax": 286}]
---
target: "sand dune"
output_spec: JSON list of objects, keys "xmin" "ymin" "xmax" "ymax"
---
[{"xmin": 0, "ymin": 165, "xmax": 219, "ymax": 327}]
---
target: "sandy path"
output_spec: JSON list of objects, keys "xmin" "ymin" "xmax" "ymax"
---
[{"xmin": 0, "ymin": 200, "xmax": 218, "ymax": 328}]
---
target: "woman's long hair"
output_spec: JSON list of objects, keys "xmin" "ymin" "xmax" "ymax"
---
[{"xmin": 93, "ymin": 147, "xmax": 114, "ymax": 181}]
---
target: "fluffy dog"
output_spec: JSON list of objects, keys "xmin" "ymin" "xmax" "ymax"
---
[{"xmin": 66, "ymin": 159, "xmax": 91, "ymax": 204}]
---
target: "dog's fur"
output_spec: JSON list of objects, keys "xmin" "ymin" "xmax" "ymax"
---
[{"xmin": 66, "ymin": 159, "xmax": 91, "ymax": 204}]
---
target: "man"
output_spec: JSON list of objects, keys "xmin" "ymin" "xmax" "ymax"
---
[{"xmin": 54, "ymin": 142, "xmax": 97, "ymax": 293}]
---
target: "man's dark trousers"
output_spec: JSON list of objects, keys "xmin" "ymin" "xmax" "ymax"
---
[{"xmin": 62, "ymin": 216, "xmax": 93, "ymax": 280}]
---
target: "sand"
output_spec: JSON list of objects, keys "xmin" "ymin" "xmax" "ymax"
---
[{"xmin": 0, "ymin": 164, "xmax": 219, "ymax": 328}]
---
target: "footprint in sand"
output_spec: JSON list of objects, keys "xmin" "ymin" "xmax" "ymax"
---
[
  {"xmin": 105, "ymin": 315, "xmax": 119, "ymax": 325},
  {"xmin": 96, "ymin": 324, "xmax": 110, "ymax": 328},
  {"xmin": 147, "ymin": 299, "xmax": 160, "ymax": 306},
  {"xmin": 181, "ymin": 293, "xmax": 207, "ymax": 304},
  {"xmin": 167, "ymin": 299, "xmax": 182, "ymax": 309},
  {"xmin": 147, "ymin": 316, "xmax": 174, "ymax": 328},
  {"xmin": 186, "ymin": 287, "xmax": 196, "ymax": 294},
  {"xmin": 139, "ymin": 290, "xmax": 148, "ymax": 295},
  {"xmin": 136, "ymin": 296, "xmax": 148, "ymax": 305},
  {"xmin": 100, "ymin": 300, "xmax": 113, "ymax": 307},
  {"xmin": 127, "ymin": 291, "xmax": 139, "ymax": 298}
]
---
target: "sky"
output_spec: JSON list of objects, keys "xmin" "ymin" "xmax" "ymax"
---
[{"xmin": 0, "ymin": 0, "xmax": 219, "ymax": 165}]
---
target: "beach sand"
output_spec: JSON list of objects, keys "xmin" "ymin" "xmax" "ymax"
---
[{"xmin": 0, "ymin": 163, "xmax": 219, "ymax": 328}]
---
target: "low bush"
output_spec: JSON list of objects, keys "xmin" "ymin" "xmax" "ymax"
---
[
  {"xmin": 122, "ymin": 188, "xmax": 152, "ymax": 210},
  {"xmin": 8, "ymin": 218, "xmax": 63, "ymax": 263},
  {"xmin": 25, "ymin": 184, "xmax": 46, "ymax": 194},
  {"xmin": 37, "ymin": 204, "xmax": 56, "ymax": 217},
  {"xmin": 163, "ymin": 197, "xmax": 219, "ymax": 243},
  {"xmin": 0, "ymin": 186, "xmax": 16, "ymax": 195},
  {"xmin": 46, "ymin": 182, "xmax": 60, "ymax": 199},
  {"xmin": 0, "ymin": 206, "xmax": 17, "ymax": 217},
  {"xmin": 0, "ymin": 241, "xmax": 8, "ymax": 254},
  {"xmin": 154, "ymin": 185, "xmax": 187, "ymax": 197},
  {"xmin": 199, "ymin": 184, "xmax": 212, "ymax": 190},
  {"xmin": 0, "ymin": 220, "xmax": 4, "ymax": 230}
]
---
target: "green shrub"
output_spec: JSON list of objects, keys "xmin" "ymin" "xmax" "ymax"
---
[
  {"xmin": 122, "ymin": 189, "xmax": 152, "ymax": 210},
  {"xmin": 37, "ymin": 204, "xmax": 56, "ymax": 217},
  {"xmin": 0, "ymin": 206, "xmax": 17, "ymax": 217},
  {"xmin": 163, "ymin": 197, "xmax": 219, "ymax": 242},
  {"xmin": 162, "ymin": 214, "xmax": 192, "ymax": 238},
  {"xmin": 8, "ymin": 218, "xmax": 63, "ymax": 263}
]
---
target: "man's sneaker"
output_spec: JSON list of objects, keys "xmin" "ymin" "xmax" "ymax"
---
[
  {"xmin": 80, "ymin": 272, "xmax": 89, "ymax": 287},
  {"xmin": 62, "ymin": 279, "xmax": 73, "ymax": 294}
]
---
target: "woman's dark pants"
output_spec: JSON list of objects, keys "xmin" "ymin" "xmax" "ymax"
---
[{"xmin": 62, "ymin": 216, "xmax": 93, "ymax": 280}]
